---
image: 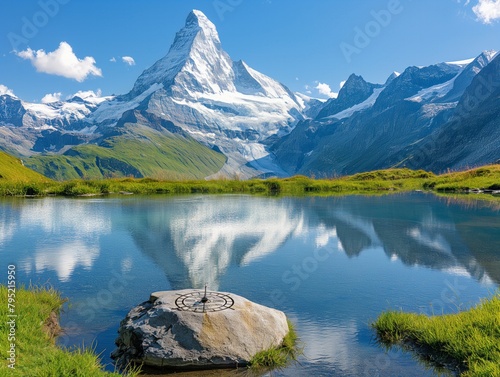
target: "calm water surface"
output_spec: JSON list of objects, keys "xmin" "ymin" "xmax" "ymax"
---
[{"xmin": 1, "ymin": 193, "xmax": 499, "ymax": 376}]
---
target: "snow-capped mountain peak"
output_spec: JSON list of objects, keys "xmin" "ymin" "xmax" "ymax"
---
[
  {"xmin": 87, "ymin": 9, "xmax": 304, "ymax": 177},
  {"xmin": 384, "ymin": 71, "xmax": 400, "ymax": 85},
  {"xmin": 130, "ymin": 9, "xmax": 233, "ymax": 97},
  {"xmin": 446, "ymin": 50, "xmax": 497, "ymax": 68},
  {"xmin": 186, "ymin": 9, "xmax": 220, "ymax": 44}
]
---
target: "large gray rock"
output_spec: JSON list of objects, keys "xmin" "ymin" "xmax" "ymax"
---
[{"xmin": 111, "ymin": 289, "xmax": 289, "ymax": 370}]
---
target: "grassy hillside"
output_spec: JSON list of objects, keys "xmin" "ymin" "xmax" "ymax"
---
[
  {"xmin": 25, "ymin": 125, "xmax": 227, "ymax": 180},
  {"xmin": 0, "ymin": 151, "xmax": 50, "ymax": 183}
]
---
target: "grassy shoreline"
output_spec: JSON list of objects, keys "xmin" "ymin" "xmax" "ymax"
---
[
  {"xmin": 0, "ymin": 165, "xmax": 499, "ymax": 198},
  {"xmin": 0, "ymin": 285, "xmax": 137, "ymax": 377},
  {"xmin": 372, "ymin": 293, "xmax": 500, "ymax": 377}
]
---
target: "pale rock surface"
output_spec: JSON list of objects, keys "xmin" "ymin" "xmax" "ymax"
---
[{"xmin": 112, "ymin": 289, "xmax": 289, "ymax": 370}]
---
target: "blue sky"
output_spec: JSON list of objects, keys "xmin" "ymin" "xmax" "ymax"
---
[{"xmin": 1, "ymin": 0, "xmax": 499, "ymax": 102}]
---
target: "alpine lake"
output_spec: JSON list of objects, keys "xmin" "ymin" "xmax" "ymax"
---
[{"xmin": 1, "ymin": 192, "xmax": 499, "ymax": 376}]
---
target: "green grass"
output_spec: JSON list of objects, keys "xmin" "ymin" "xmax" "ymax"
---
[
  {"xmin": 424, "ymin": 165, "xmax": 500, "ymax": 192},
  {"xmin": 25, "ymin": 125, "xmax": 226, "ymax": 180},
  {"xmin": 0, "ymin": 151, "xmax": 51, "ymax": 184},
  {"xmin": 249, "ymin": 319, "xmax": 301, "ymax": 369},
  {"xmin": 0, "ymin": 285, "xmax": 138, "ymax": 377},
  {"xmin": 1, "ymin": 147, "xmax": 500, "ymax": 200},
  {"xmin": 372, "ymin": 293, "xmax": 500, "ymax": 377},
  {"xmin": 0, "ymin": 173, "xmax": 432, "ymax": 197}
]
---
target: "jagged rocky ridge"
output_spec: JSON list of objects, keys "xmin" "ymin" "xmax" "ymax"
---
[{"xmin": 272, "ymin": 51, "xmax": 500, "ymax": 176}]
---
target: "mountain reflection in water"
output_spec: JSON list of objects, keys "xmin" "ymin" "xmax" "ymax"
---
[
  {"xmin": 1, "ymin": 193, "xmax": 498, "ymax": 376},
  {"xmin": 121, "ymin": 194, "xmax": 498, "ymax": 289}
]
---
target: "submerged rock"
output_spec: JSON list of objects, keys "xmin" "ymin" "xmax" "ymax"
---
[{"xmin": 111, "ymin": 289, "xmax": 289, "ymax": 370}]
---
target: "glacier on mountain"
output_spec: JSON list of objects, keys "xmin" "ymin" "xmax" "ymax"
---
[
  {"xmin": 406, "ymin": 76, "xmax": 458, "ymax": 103},
  {"xmin": 327, "ymin": 87, "xmax": 384, "ymax": 120}
]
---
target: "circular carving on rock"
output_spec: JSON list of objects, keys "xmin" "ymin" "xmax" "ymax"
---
[{"xmin": 175, "ymin": 290, "xmax": 234, "ymax": 313}]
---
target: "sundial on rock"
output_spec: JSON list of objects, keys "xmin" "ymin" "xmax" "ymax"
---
[{"xmin": 174, "ymin": 285, "xmax": 234, "ymax": 313}]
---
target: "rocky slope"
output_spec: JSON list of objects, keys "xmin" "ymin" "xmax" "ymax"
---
[{"xmin": 272, "ymin": 51, "xmax": 499, "ymax": 176}]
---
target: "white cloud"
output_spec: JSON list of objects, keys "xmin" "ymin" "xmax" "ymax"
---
[
  {"xmin": 0, "ymin": 84, "xmax": 15, "ymax": 96},
  {"xmin": 472, "ymin": 0, "xmax": 500, "ymax": 23},
  {"xmin": 16, "ymin": 41, "xmax": 102, "ymax": 82},
  {"xmin": 339, "ymin": 80, "xmax": 346, "ymax": 89},
  {"xmin": 110, "ymin": 57, "xmax": 117, "ymax": 63},
  {"xmin": 41, "ymin": 92, "xmax": 61, "ymax": 103},
  {"xmin": 122, "ymin": 56, "xmax": 135, "ymax": 66},
  {"xmin": 315, "ymin": 82, "xmax": 338, "ymax": 98}
]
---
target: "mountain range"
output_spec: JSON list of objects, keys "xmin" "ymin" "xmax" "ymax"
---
[{"xmin": 0, "ymin": 10, "xmax": 499, "ymax": 180}]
